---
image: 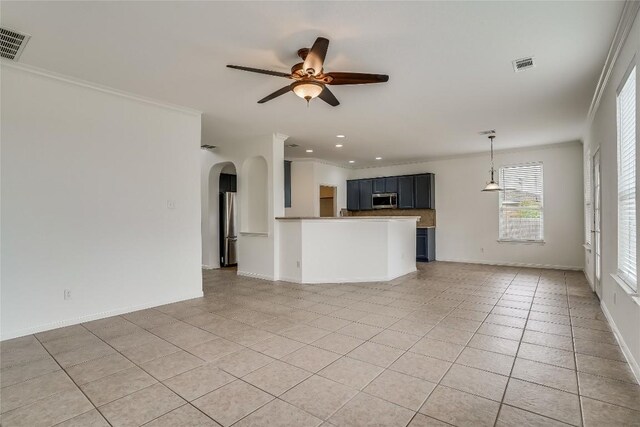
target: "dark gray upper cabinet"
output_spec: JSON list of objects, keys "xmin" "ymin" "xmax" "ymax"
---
[
  {"xmin": 359, "ymin": 179, "xmax": 373, "ymax": 210},
  {"xmin": 284, "ymin": 161, "xmax": 292, "ymax": 208},
  {"xmin": 414, "ymin": 173, "xmax": 435, "ymax": 209},
  {"xmin": 346, "ymin": 173, "xmax": 434, "ymax": 211},
  {"xmin": 219, "ymin": 173, "xmax": 237, "ymax": 193},
  {"xmin": 398, "ymin": 176, "xmax": 414, "ymax": 209},
  {"xmin": 347, "ymin": 180, "xmax": 360, "ymax": 211},
  {"xmin": 384, "ymin": 177, "xmax": 398, "ymax": 193},
  {"xmin": 373, "ymin": 178, "xmax": 386, "ymax": 194}
]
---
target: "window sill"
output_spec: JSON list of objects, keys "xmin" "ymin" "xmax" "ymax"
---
[
  {"xmin": 497, "ymin": 239, "xmax": 545, "ymax": 245},
  {"xmin": 610, "ymin": 273, "xmax": 639, "ymax": 301}
]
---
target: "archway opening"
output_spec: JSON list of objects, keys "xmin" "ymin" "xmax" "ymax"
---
[{"xmin": 203, "ymin": 161, "xmax": 237, "ymax": 269}]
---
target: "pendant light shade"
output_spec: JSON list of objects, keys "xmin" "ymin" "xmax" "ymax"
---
[{"xmin": 482, "ymin": 134, "xmax": 503, "ymax": 192}]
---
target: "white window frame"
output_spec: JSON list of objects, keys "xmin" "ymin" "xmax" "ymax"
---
[
  {"xmin": 498, "ymin": 162, "xmax": 544, "ymax": 243},
  {"xmin": 615, "ymin": 62, "xmax": 637, "ymax": 292}
]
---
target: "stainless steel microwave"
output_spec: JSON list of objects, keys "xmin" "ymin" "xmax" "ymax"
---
[{"xmin": 372, "ymin": 193, "xmax": 398, "ymax": 209}]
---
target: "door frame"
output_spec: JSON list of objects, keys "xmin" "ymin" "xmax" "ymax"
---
[
  {"xmin": 318, "ymin": 184, "xmax": 338, "ymax": 217},
  {"xmin": 592, "ymin": 148, "xmax": 602, "ymax": 298}
]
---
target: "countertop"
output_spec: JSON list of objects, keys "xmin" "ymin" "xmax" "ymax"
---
[{"xmin": 276, "ymin": 216, "xmax": 420, "ymax": 220}]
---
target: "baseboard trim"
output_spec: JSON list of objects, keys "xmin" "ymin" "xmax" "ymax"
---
[
  {"xmin": 202, "ymin": 264, "xmax": 219, "ymax": 270},
  {"xmin": 0, "ymin": 290, "xmax": 204, "ymax": 342},
  {"xmin": 279, "ymin": 268, "xmax": 417, "ymax": 284},
  {"xmin": 237, "ymin": 271, "xmax": 275, "ymax": 281},
  {"xmin": 600, "ymin": 301, "xmax": 640, "ymax": 383},
  {"xmin": 436, "ymin": 258, "xmax": 583, "ymax": 271}
]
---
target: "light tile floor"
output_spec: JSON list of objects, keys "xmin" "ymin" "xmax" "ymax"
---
[{"xmin": 1, "ymin": 262, "xmax": 639, "ymax": 426}]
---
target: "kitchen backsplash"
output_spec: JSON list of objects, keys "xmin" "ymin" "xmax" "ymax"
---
[{"xmin": 344, "ymin": 208, "xmax": 436, "ymax": 227}]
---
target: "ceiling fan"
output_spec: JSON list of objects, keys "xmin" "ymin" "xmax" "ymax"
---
[{"xmin": 227, "ymin": 37, "xmax": 389, "ymax": 106}]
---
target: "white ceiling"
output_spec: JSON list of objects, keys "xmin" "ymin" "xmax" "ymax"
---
[{"xmin": 2, "ymin": 1, "xmax": 623, "ymax": 167}]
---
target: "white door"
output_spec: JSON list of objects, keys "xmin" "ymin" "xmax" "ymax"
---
[{"xmin": 593, "ymin": 150, "xmax": 602, "ymax": 298}]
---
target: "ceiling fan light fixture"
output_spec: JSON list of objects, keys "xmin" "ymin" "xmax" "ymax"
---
[{"xmin": 291, "ymin": 81, "xmax": 324, "ymax": 101}]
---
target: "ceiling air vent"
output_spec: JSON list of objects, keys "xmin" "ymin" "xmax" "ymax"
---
[
  {"xmin": 512, "ymin": 57, "xmax": 535, "ymax": 73},
  {"xmin": 287, "ymin": 143, "xmax": 299, "ymax": 148},
  {"xmin": 201, "ymin": 145, "xmax": 217, "ymax": 150},
  {"xmin": 0, "ymin": 27, "xmax": 31, "ymax": 61}
]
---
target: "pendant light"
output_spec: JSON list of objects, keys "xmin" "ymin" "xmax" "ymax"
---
[{"xmin": 482, "ymin": 134, "xmax": 503, "ymax": 192}]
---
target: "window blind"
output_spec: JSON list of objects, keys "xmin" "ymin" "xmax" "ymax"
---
[
  {"xmin": 499, "ymin": 163, "xmax": 544, "ymax": 242},
  {"xmin": 617, "ymin": 66, "xmax": 636, "ymax": 290}
]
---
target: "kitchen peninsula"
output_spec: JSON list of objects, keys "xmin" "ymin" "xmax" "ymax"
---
[{"xmin": 277, "ymin": 216, "xmax": 419, "ymax": 284}]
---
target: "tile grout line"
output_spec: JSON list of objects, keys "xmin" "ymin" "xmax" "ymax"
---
[
  {"xmin": 31, "ymin": 333, "xmax": 115, "ymax": 427},
  {"xmin": 566, "ymin": 275, "xmax": 586, "ymax": 427},
  {"xmin": 78, "ymin": 319, "xmax": 242, "ymax": 426},
  {"xmin": 4, "ymin": 266, "xmax": 633, "ymax": 426}
]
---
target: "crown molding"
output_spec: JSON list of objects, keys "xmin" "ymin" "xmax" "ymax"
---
[
  {"xmin": 586, "ymin": 0, "xmax": 639, "ymax": 125},
  {"xmin": 350, "ymin": 140, "xmax": 582, "ymax": 170},
  {"xmin": 284, "ymin": 157, "xmax": 352, "ymax": 170},
  {"xmin": 1, "ymin": 59, "xmax": 202, "ymax": 116}
]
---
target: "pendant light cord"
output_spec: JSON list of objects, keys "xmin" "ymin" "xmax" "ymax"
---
[{"xmin": 489, "ymin": 135, "xmax": 496, "ymax": 181}]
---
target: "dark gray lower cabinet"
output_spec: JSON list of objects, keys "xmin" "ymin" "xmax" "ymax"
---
[
  {"xmin": 416, "ymin": 228, "xmax": 435, "ymax": 262},
  {"xmin": 359, "ymin": 179, "xmax": 373, "ymax": 210},
  {"xmin": 347, "ymin": 180, "xmax": 360, "ymax": 210}
]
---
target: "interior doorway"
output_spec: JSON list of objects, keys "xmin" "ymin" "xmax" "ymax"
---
[{"xmin": 319, "ymin": 185, "xmax": 337, "ymax": 217}]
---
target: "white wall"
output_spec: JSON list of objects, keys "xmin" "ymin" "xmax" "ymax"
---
[
  {"xmin": 285, "ymin": 159, "xmax": 349, "ymax": 217},
  {"xmin": 583, "ymin": 8, "xmax": 640, "ymax": 379},
  {"xmin": 349, "ymin": 142, "xmax": 584, "ymax": 270},
  {"xmin": 1, "ymin": 63, "xmax": 203, "ymax": 340},
  {"xmin": 278, "ymin": 218, "xmax": 416, "ymax": 283}
]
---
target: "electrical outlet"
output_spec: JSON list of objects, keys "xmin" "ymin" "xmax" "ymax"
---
[
  {"xmin": 296, "ymin": 261, "xmax": 300, "ymax": 268},
  {"xmin": 481, "ymin": 247, "xmax": 484, "ymax": 253},
  {"xmin": 64, "ymin": 289, "xmax": 71, "ymax": 300},
  {"xmin": 167, "ymin": 200, "xmax": 176, "ymax": 209},
  {"xmin": 614, "ymin": 292, "xmax": 617, "ymax": 305}
]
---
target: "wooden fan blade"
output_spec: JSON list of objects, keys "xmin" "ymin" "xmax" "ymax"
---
[
  {"xmin": 257, "ymin": 86, "xmax": 292, "ymax": 104},
  {"xmin": 325, "ymin": 72, "xmax": 389, "ymax": 85},
  {"xmin": 318, "ymin": 87, "xmax": 340, "ymax": 106},
  {"xmin": 227, "ymin": 65, "xmax": 292, "ymax": 78},
  {"xmin": 303, "ymin": 37, "xmax": 329, "ymax": 76}
]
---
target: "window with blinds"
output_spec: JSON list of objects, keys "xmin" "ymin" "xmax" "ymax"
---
[
  {"xmin": 498, "ymin": 163, "xmax": 544, "ymax": 242},
  {"xmin": 616, "ymin": 65, "xmax": 636, "ymax": 290}
]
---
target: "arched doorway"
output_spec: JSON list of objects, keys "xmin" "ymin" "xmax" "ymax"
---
[{"xmin": 202, "ymin": 161, "xmax": 237, "ymax": 268}]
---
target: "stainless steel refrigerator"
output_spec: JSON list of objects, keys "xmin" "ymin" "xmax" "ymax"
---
[{"xmin": 219, "ymin": 192, "xmax": 237, "ymax": 266}]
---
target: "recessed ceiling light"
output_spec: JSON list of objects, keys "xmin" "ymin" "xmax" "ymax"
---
[
  {"xmin": 306, "ymin": 149, "xmax": 313, "ymax": 153},
  {"xmin": 336, "ymin": 134, "xmax": 346, "ymax": 138},
  {"xmin": 348, "ymin": 160, "xmax": 355, "ymax": 164},
  {"xmin": 375, "ymin": 157, "xmax": 382, "ymax": 160},
  {"xmin": 335, "ymin": 144, "xmax": 343, "ymax": 148}
]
